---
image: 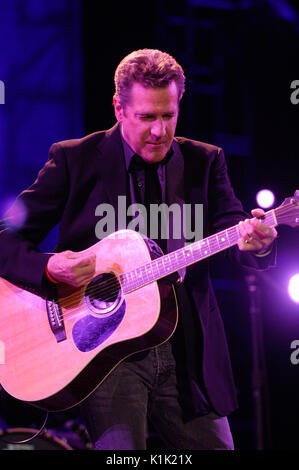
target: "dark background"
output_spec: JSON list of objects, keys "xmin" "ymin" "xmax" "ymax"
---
[{"xmin": 0, "ymin": 0, "xmax": 299, "ymax": 450}]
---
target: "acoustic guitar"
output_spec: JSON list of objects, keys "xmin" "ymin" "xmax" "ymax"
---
[{"xmin": 0, "ymin": 193, "xmax": 298, "ymax": 412}]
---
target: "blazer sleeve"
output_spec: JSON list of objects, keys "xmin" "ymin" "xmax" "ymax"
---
[
  {"xmin": 208, "ymin": 148, "xmax": 276, "ymax": 270},
  {"xmin": 0, "ymin": 142, "xmax": 69, "ymax": 293}
]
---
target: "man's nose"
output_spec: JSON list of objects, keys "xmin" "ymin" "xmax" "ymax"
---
[{"xmin": 150, "ymin": 119, "xmax": 166, "ymax": 139}]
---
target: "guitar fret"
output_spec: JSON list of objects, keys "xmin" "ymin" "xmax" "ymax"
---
[
  {"xmin": 191, "ymin": 244, "xmax": 201, "ymax": 259},
  {"xmin": 152, "ymin": 259, "xmax": 160, "ymax": 279},
  {"xmin": 216, "ymin": 232, "xmax": 228, "ymax": 249},
  {"xmin": 184, "ymin": 247, "xmax": 193, "ymax": 263},
  {"xmin": 226, "ymin": 226, "xmax": 239, "ymax": 245},
  {"xmin": 202, "ymin": 237, "xmax": 210, "ymax": 254}
]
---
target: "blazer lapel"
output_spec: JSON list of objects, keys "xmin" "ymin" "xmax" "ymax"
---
[
  {"xmin": 95, "ymin": 123, "xmax": 128, "ymax": 228},
  {"xmin": 166, "ymin": 139, "xmax": 186, "ymax": 281}
]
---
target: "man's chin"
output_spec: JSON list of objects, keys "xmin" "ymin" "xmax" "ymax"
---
[{"xmin": 141, "ymin": 146, "xmax": 169, "ymax": 163}]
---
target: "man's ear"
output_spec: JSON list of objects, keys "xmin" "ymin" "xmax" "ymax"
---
[{"xmin": 113, "ymin": 95, "xmax": 124, "ymax": 122}]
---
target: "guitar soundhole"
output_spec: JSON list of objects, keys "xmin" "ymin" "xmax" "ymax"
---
[{"xmin": 85, "ymin": 272, "xmax": 122, "ymax": 317}]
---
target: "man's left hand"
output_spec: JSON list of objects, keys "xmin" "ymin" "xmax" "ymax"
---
[{"xmin": 237, "ymin": 208, "xmax": 277, "ymax": 253}]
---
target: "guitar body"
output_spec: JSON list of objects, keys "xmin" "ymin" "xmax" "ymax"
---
[{"xmin": 0, "ymin": 230, "xmax": 178, "ymax": 411}]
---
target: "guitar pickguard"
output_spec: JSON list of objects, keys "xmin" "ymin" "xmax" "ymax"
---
[{"xmin": 72, "ymin": 300, "xmax": 126, "ymax": 352}]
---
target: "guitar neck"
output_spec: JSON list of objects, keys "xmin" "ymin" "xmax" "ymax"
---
[{"xmin": 120, "ymin": 208, "xmax": 278, "ymax": 293}]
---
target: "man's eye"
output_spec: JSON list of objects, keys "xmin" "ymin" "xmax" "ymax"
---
[
  {"xmin": 139, "ymin": 115, "xmax": 154, "ymax": 121},
  {"xmin": 163, "ymin": 114, "xmax": 175, "ymax": 120},
  {"xmin": 138, "ymin": 114, "xmax": 175, "ymax": 121}
]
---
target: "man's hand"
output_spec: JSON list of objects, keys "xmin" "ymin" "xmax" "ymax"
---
[
  {"xmin": 47, "ymin": 251, "xmax": 96, "ymax": 287},
  {"xmin": 237, "ymin": 208, "xmax": 277, "ymax": 253}
]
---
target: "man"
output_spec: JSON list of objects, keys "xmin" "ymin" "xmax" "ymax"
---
[{"xmin": 0, "ymin": 49, "xmax": 277, "ymax": 450}]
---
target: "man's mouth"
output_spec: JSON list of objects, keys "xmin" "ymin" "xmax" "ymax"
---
[{"xmin": 146, "ymin": 142, "xmax": 166, "ymax": 146}]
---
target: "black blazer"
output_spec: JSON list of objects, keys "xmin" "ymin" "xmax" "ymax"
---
[{"xmin": 0, "ymin": 123, "xmax": 275, "ymax": 416}]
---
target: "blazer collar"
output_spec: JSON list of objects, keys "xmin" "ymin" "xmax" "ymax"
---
[
  {"xmin": 95, "ymin": 123, "xmax": 127, "ymax": 210},
  {"xmin": 166, "ymin": 139, "xmax": 186, "ymax": 272}
]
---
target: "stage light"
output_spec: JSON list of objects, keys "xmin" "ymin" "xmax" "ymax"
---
[
  {"xmin": 1, "ymin": 198, "xmax": 27, "ymax": 230},
  {"xmin": 256, "ymin": 189, "xmax": 275, "ymax": 209},
  {"xmin": 288, "ymin": 274, "xmax": 299, "ymax": 304}
]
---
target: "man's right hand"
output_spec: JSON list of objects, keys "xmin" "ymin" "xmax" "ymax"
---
[{"xmin": 46, "ymin": 251, "xmax": 96, "ymax": 287}]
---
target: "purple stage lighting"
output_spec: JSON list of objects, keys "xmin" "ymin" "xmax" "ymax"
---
[
  {"xmin": 256, "ymin": 189, "xmax": 275, "ymax": 209},
  {"xmin": 1, "ymin": 198, "xmax": 27, "ymax": 230},
  {"xmin": 288, "ymin": 274, "xmax": 299, "ymax": 304}
]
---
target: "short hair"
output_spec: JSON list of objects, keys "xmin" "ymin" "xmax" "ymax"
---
[{"xmin": 114, "ymin": 49, "xmax": 185, "ymax": 107}]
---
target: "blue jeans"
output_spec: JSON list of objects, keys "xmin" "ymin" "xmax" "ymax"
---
[{"xmin": 80, "ymin": 341, "xmax": 234, "ymax": 450}]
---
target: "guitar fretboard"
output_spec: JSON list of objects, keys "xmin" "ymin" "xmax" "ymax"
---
[{"xmin": 120, "ymin": 209, "xmax": 277, "ymax": 293}]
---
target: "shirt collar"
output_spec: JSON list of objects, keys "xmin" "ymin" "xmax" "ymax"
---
[{"xmin": 121, "ymin": 133, "xmax": 174, "ymax": 172}]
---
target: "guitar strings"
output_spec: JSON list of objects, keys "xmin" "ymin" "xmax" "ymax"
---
[
  {"xmin": 53, "ymin": 223, "xmax": 251, "ymax": 316},
  {"xmin": 58, "ymin": 242, "xmax": 219, "ymax": 314},
  {"xmin": 1, "ymin": 206, "xmax": 288, "ymax": 315},
  {"xmin": 58, "ymin": 207, "xmax": 283, "ymax": 318},
  {"xmin": 8, "ymin": 211, "xmax": 284, "ymax": 324},
  {"xmin": 0, "ymin": 207, "xmax": 289, "ymax": 343},
  {"xmin": 0, "ymin": 206, "xmax": 293, "ymax": 346},
  {"xmin": 58, "ymin": 225, "xmax": 243, "ymax": 318},
  {"xmin": 0, "ymin": 233, "xmax": 251, "ymax": 342},
  {"xmin": 2, "ymin": 219, "xmax": 253, "ymax": 333}
]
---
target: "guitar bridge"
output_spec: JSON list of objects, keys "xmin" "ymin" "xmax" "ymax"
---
[{"xmin": 46, "ymin": 297, "xmax": 66, "ymax": 343}]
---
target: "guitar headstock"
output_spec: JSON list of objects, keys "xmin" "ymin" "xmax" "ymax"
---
[{"xmin": 275, "ymin": 190, "xmax": 299, "ymax": 227}]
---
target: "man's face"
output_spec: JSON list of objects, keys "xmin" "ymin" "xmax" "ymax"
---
[{"xmin": 114, "ymin": 81, "xmax": 179, "ymax": 163}]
